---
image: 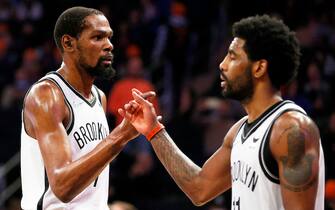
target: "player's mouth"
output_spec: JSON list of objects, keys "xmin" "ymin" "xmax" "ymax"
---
[
  {"xmin": 220, "ymin": 74, "xmax": 227, "ymax": 88},
  {"xmin": 101, "ymin": 55, "xmax": 113, "ymax": 65}
]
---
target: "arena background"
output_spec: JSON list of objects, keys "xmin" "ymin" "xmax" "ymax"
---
[{"xmin": 0, "ymin": 0, "xmax": 334, "ymax": 209}]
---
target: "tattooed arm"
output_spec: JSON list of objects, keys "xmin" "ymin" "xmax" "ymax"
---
[
  {"xmin": 118, "ymin": 89, "xmax": 241, "ymax": 206},
  {"xmin": 150, "ymin": 120, "xmax": 243, "ymax": 206},
  {"xmin": 270, "ymin": 111, "xmax": 321, "ymax": 210}
]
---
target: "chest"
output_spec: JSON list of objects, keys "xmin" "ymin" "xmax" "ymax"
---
[
  {"xmin": 68, "ymin": 100, "xmax": 109, "ymax": 156},
  {"xmin": 231, "ymin": 124, "xmax": 267, "ymax": 166}
]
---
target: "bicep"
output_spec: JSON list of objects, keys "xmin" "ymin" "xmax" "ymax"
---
[
  {"xmin": 271, "ymin": 113, "xmax": 320, "ymax": 210},
  {"xmin": 24, "ymin": 83, "xmax": 72, "ymax": 181},
  {"xmin": 35, "ymin": 113, "xmax": 72, "ymax": 175}
]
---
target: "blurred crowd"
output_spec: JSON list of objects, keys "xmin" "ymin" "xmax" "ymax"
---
[{"xmin": 0, "ymin": 0, "xmax": 335, "ymax": 210}]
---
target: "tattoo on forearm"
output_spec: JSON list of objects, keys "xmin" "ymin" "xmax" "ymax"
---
[
  {"xmin": 151, "ymin": 130, "xmax": 200, "ymax": 185},
  {"xmin": 279, "ymin": 126, "xmax": 316, "ymax": 192}
]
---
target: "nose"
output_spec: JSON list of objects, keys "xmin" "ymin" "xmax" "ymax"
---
[
  {"xmin": 104, "ymin": 38, "xmax": 113, "ymax": 52},
  {"xmin": 219, "ymin": 56, "xmax": 228, "ymax": 72}
]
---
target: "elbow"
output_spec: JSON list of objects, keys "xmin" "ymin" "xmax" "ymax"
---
[
  {"xmin": 50, "ymin": 176, "xmax": 76, "ymax": 203},
  {"xmin": 188, "ymin": 191, "xmax": 211, "ymax": 206},
  {"xmin": 191, "ymin": 196, "xmax": 210, "ymax": 206},
  {"xmin": 55, "ymin": 194, "xmax": 72, "ymax": 203},
  {"xmin": 191, "ymin": 199, "xmax": 208, "ymax": 207},
  {"xmin": 52, "ymin": 186, "xmax": 75, "ymax": 203}
]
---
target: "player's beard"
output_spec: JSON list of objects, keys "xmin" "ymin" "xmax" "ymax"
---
[
  {"xmin": 78, "ymin": 53, "xmax": 116, "ymax": 80},
  {"xmin": 86, "ymin": 57, "xmax": 116, "ymax": 80},
  {"xmin": 221, "ymin": 64, "xmax": 254, "ymax": 103}
]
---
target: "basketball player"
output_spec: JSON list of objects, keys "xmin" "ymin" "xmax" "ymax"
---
[
  {"xmin": 20, "ymin": 7, "xmax": 154, "ymax": 210},
  {"xmin": 119, "ymin": 15, "xmax": 325, "ymax": 210}
]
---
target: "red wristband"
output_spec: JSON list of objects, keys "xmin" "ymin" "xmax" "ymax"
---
[{"xmin": 145, "ymin": 123, "xmax": 165, "ymax": 141}]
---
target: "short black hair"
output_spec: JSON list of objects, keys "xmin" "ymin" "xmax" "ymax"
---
[
  {"xmin": 53, "ymin": 6, "xmax": 103, "ymax": 52},
  {"xmin": 232, "ymin": 14, "xmax": 301, "ymax": 89}
]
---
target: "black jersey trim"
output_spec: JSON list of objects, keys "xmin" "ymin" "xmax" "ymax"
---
[
  {"xmin": 259, "ymin": 108, "xmax": 306, "ymax": 184},
  {"xmin": 51, "ymin": 71, "xmax": 97, "ymax": 107},
  {"xmin": 45, "ymin": 77, "xmax": 75, "ymax": 134},
  {"xmin": 22, "ymin": 86, "xmax": 34, "ymax": 135},
  {"xmin": 241, "ymin": 100, "xmax": 292, "ymax": 143},
  {"xmin": 21, "ymin": 77, "xmax": 75, "ymax": 136},
  {"xmin": 37, "ymin": 170, "xmax": 49, "ymax": 210},
  {"xmin": 22, "ymin": 76, "xmax": 51, "ymax": 135},
  {"xmin": 231, "ymin": 116, "xmax": 248, "ymax": 145},
  {"xmin": 93, "ymin": 85, "xmax": 102, "ymax": 105}
]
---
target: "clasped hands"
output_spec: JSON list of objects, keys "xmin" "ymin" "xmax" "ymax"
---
[{"xmin": 118, "ymin": 88, "xmax": 162, "ymax": 140}]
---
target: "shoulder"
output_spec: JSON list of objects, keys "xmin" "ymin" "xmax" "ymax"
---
[
  {"xmin": 25, "ymin": 80, "xmax": 63, "ymax": 105},
  {"xmin": 271, "ymin": 111, "xmax": 319, "ymax": 144},
  {"xmin": 23, "ymin": 79, "xmax": 68, "ymax": 136},
  {"xmin": 270, "ymin": 111, "xmax": 320, "ymax": 158},
  {"xmin": 24, "ymin": 79, "xmax": 66, "ymax": 117}
]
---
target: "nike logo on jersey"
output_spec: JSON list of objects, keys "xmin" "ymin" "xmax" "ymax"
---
[{"xmin": 253, "ymin": 137, "xmax": 259, "ymax": 143}]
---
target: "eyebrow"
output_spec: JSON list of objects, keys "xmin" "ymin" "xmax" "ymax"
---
[
  {"xmin": 93, "ymin": 29, "xmax": 113, "ymax": 36},
  {"xmin": 228, "ymin": 49, "xmax": 237, "ymax": 56}
]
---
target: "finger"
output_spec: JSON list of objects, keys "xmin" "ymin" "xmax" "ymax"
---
[
  {"xmin": 118, "ymin": 108, "xmax": 127, "ymax": 118},
  {"xmin": 132, "ymin": 90, "xmax": 149, "ymax": 105},
  {"xmin": 132, "ymin": 88, "xmax": 143, "ymax": 95},
  {"xmin": 129, "ymin": 100, "xmax": 139, "ymax": 108},
  {"xmin": 141, "ymin": 91, "xmax": 156, "ymax": 101},
  {"xmin": 136, "ymin": 89, "xmax": 157, "ymax": 102},
  {"xmin": 127, "ymin": 101, "xmax": 140, "ymax": 114},
  {"xmin": 124, "ymin": 103, "xmax": 131, "ymax": 110},
  {"xmin": 124, "ymin": 110, "xmax": 135, "ymax": 120},
  {"xmin": 119, "ymin": 108, "xmax": 135, "ymax": 121}
]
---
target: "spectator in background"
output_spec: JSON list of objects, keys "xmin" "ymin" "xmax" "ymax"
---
[
  {"xmin": 322, "ymin": 111, "xmax": 335, "ymax": 179},
  {"xmin": 326, "ymin": 179, "xmax": 335, "ymax": 210},
  {"xmin": 0, "ymin": 0, "xmax": 12, "ymax": 21},
  {"xmin": 108, "ymin": 55, "xmax": 160, "ymax": 125},
  {"xmin": 0, "ymin": 23, "xmax": 17, "ymax": 92},
  {"xmin": 107, "ymin": 55, "xmax": 159, "ymax": 205},
  {"xmin": 303, "ymin": 61, "xmax": 331, "ymax": 118},
  {"xmin": 150, "ymin": 1, "xmax": 191, "ymax": 121},
  {"xmin": 1, "ymin": 47, "xmax": 41, "ymax": 109},
  {"xmin": 282, "ymin": 79, "xmax": 313, "ymax": 114},
  {"xmin": 14, "ymin": 0, "xmax": 43, "ymax": 21}
]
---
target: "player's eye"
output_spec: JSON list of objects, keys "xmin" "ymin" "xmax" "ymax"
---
[{"xmin": 94, "ymin": 35, "xmax": 103, "ymax": 40}]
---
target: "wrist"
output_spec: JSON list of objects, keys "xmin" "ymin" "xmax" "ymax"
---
[
  {"xmin": 107, "ymin": 126, "xmax": 130, "ymax": 147},
  {"xmin": 145, "ymin": 123, "xmax": 165, "ymax": 141}
]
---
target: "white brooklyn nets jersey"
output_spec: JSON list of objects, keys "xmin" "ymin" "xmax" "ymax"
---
[
  {"xmin": 21, "ymin": 72, "xmax": 110, "ymax": 210},
  {"xmin": 230, "ymin": 100, "xmax": 324, "ymax": 210}
]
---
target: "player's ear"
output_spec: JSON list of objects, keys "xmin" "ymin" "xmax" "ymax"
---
[
  {"xmin": 62, "ymin": 35, "xmax": 75, "ymax": 52},
  {"xmin": 252, "ymin": 59, "xmax": 268, "ymax": 79}
]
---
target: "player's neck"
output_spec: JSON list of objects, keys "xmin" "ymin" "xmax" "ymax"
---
[
  {"xmin": 57, "ymin": 62, "xmax": 94, "ymax": 99},
  {"xmin": 243, "ymin": 86, "xmax": 282, "ymax": 123}
]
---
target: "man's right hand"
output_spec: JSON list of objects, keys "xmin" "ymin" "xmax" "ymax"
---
[{"xmin": 118, "ymin": 88, "xmax": 161, "ymax": 137}]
